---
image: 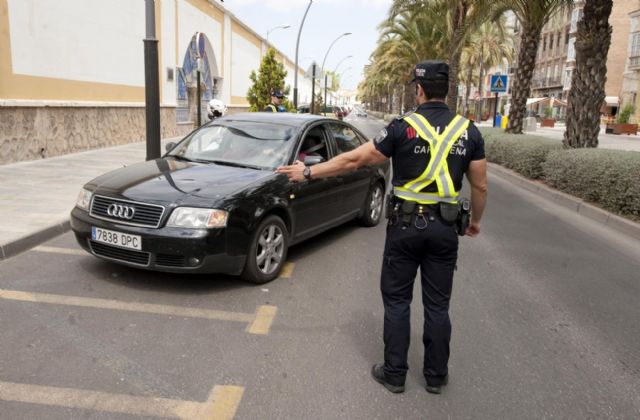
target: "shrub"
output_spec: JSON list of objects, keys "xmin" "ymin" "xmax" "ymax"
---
[
  {"xmin": 616, "ymin": 104, "xmax": 634, "ymax": 124},
  {"xmin": 543, "ymin": 107, "xmax": 553, "ymax": 119},
  {"xmin": 480, "ymin": 128, "xmax": 562, "ymax": 179},
  {"xmin": 543, "ymin": 149, "xmax": 640, "ymax": 220}
]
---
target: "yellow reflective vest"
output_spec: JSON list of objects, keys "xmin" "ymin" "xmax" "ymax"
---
[{"xmin": 393, "ymin": 113, "xmax": 470, "ymax": 204}]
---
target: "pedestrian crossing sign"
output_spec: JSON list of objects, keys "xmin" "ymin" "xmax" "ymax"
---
[{"xmin": 490, "ymin": 75, "xmax": 508, "ymax": 93}]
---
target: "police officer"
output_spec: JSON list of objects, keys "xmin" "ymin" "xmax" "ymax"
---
[
  {"xmin": 276, "ymin": 60, "xmax": 487, "ymax": 394},
  {"xmin": 264, "ymin": 89, "xmax": 286, "ymax": 112}
]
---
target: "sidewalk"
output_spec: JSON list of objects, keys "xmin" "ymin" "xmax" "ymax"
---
[
  {"xmin": 0, "ymin": 138, "xmax": 177, "ymax": 259},
  {"xmin": 476, "ymin": 121, "xmax": 640, "ymax": 152}
]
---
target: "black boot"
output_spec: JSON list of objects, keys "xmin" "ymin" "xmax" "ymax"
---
[{"xmin": 371, "ymin": 364, "xmax": 405, "ymax": 393}]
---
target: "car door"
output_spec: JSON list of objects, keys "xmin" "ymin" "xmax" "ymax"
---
[
  {"xmin": 288, "ymin": 123, "xmax": 343, "ymax": 241},
  {"xmin": 327, "ymin": 122, "xmax": 372, "ymax": 218}
]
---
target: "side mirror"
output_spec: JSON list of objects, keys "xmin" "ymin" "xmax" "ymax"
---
[
  {"xmin": 304, "ymin": 155, "xmax": 325, "ymax": 166},
  {"xmin": 165, "ymin": 142, "xmax": 176, "ymax": 153}
]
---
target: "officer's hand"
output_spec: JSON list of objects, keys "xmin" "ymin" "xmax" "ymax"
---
[
  {"xmin": 465, "ymin": 221, "xmax": 481, "ymax": 237},
  {"xmin": 276, "ymin": 160, "xmax": 305, "ymax": 182}
]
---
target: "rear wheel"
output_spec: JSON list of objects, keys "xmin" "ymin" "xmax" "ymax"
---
[
  {"xmin": 358, "ymin": 182, "xmax": 384, "ymax": 227},
  {"xmin": 241, "ymin": 215, "xmax": 289, "ymax": 284}
]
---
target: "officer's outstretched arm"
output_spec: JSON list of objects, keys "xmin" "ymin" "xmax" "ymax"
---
[
  {"xmin": 465, "ymin": 158, "xmax": 488, "ymax": 237},
  {"xmin": 276, "ymin": 141, "xmax": 387, "ymax": 182}
]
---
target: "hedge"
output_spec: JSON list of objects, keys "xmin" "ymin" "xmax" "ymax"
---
[
  {"xmin": 479, "ymin": 127, "xmax": 640, "ymax": 221},
  {"xmin": 543, "ymin": 149, "xmax": 640, "ymax": 220},
  {"xmin": 481, "ymin": 127, "xmax": 562, "ymax": 179}
]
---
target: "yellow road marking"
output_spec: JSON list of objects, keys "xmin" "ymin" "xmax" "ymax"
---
[
  {"xmin": 32, "ymin": 246, "xmax": 86, "ymax": 256},
  {"xmin": 279, "ymin": 262, "xmax": 295, "ymax": 278},
  {"xmin": 0, "ymin": 288, "xmax": 276, "ymax": 334},
  {"xmin": 0, "ymin": 380, "xmax": 243, "ymax": 420},
  {"xmin": 246, "ymin": 305, "xmax": 278, "ymax": 335}
]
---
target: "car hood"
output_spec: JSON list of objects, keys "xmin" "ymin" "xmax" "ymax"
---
[{"xmin": 88, "ymin": 158, "xmax": 277, "ymax": 205}]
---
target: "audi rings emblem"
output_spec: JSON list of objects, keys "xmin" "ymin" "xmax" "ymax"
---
[{"xmin": 107, "ymin": 204, "xmax": 136, "ymax": 220}]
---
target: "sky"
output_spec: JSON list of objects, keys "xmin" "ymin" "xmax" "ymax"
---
[{"xmin": 221, "ymin": 0, "xmax": 394, "ymax": 91}]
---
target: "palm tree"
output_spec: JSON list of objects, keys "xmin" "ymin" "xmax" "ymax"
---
[
  {"xmin": 504, "ymin": 0, "xmax": 574, "ymax": 134},
  {"xmin": 459, "ymin": 18, "xmax": 515, "ymax": 119},
  {"xmin": 564, "ymin": 0, "xmax": 613, "ymax": 148},
  {"xmin": 388, "ymin": 0, "xmax": 502, "ymax": 113}
]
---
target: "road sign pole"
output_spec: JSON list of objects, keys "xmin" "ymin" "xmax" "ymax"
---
[{"xmin": 493, "ymin": 92, "xmax": 499, "ymax": 127}]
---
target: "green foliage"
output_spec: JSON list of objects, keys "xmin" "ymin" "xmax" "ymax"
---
[
  {"xmin": 480, "ymin": 127, "xmax": 640, "ymax": 221},
  {"xmin": 542, "ymin": 149, "xmax": 640, "ymax": 220},
  {"xmin": 312, "ymin": 93, "xmax": 323, "ymax": 115},
  {"xmin": 543, "ymin": 107, "xmax": 553, "ymax": 119},
  {"xmin": 616, "ymin": 103, "xmax": 634, "ymax": 124},
  {"xmin": 246, "ymin": 48, "xmax": 292, "ymax": 112},
  {"xmin": 481, "ymin": 127, "xmax": 562, "ymax": 179}
]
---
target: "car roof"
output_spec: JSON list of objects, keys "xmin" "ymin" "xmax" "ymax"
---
[{"xmin": 215, "ymin": 112, "xmax": 333, "ymax": 127}]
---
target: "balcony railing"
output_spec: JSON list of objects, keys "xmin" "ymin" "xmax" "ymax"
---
[
  {"xmin": 532, "ymin": 77, "xmax": 563, "ymax": 89},
  {"xmin": 630, "ymin": 55, "xmax": 640, "ymax": 69}
]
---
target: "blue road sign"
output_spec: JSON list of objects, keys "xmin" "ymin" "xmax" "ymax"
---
[{"xmin": 490, "ymin": 75, "xmax": 508, "ymax": 93}]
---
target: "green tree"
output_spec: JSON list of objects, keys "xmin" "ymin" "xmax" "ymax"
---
[
  {"xmin": 459, "ymin": 18, "xmax": 515, "ymax": 118},
  {"xmin": 246, "ymin": 48, "xmax": 292, "ymax": 111},
  {"xmin": 388, "ymin": 0, "xmax": 502, "ymax": 113},
  {"xmin": 505, "ymin": 0, "xmax": 573, "ymax": 134},
  {"xmin": 564, "ymin": 0, "xmax": 613, "ymax": 148}
]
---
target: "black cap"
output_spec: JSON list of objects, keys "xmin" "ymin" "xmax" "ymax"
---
[
  {"xmin": 270, "ymin": 89, "xmax": 285, "ymax": 98},
  {"xmin": 411, "ymin": 60, "xmax": 449, "ymax": 83}
]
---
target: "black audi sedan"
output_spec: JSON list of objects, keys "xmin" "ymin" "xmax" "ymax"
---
[{"xmin": 70, "ymin": 113, "xmax": 389, "ymax": 283}]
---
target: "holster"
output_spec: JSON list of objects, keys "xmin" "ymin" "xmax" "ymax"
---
[
  {"xmin": 455, "ymin": 198, "xmax": 471, "ymax": 236},
  {"xmin": 438, "ymin": 202, "xmax": 459, "ymax": 223}
]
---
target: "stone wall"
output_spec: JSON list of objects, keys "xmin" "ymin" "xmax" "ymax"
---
[{"xmin": 0, "ymin": 106, "xmax": 193, "ymax": 165}]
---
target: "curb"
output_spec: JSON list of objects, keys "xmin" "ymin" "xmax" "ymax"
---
[
  {"xmin": 488, "ymin": 163, "xmax": 640, "ymax": 241},
  {"xmin": 0, "ymin": 219, "xmax": 71, "ymax": 261}
]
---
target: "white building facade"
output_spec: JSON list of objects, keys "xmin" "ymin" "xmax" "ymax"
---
[{"xmin": 0, "ymin": 0, "xmax": 316, "ymax": 164}]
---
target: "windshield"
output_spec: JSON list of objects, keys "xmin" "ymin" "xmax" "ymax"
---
[{"xmin": 167, "ymin": 121, "xmax": 297, "ymax": 169}]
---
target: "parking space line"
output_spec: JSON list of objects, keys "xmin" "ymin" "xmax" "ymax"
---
[
  {"xmin": 246, "ymin": 305, "xmax": 278, "ymax": 335},
  {"xmin": 279, "ymin": 262, "xmax": 295, "ymax": 278},
  {"xmin": 0, "ymin": 380, "xmax": 244, "ymax": 419},
  {"xmin": 0, "ymin": 288, "xmax": 276, "ymax": 334},
  {"xmin": 32, "ymin": 246, "xmax": 86, "ymax": 256}
]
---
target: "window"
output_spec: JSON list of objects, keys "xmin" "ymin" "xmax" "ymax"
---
[
  {"xmin": 328, "ymin": 123, "xmax": 363, "ymax": 154},
  {"xmin": 543, "ymin": 36, "xmax": 546, "ymax": 51},
  {"xmin": 550, "ymin": 34, "xmax": 554, "ymax": 51},
  {"xmin": 557, "ymin": 31, "xmax": 561, "ymax": 48},
  {"xmin": 566, "ymin": 28, "xmax": 570, "ymax": 44},
  {"xmin": 299, "ymin": 127, "xmax": 330, "ymax": 162}
]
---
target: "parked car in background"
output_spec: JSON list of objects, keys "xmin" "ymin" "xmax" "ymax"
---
[
  {"xmin": 355, "ymin": 107, "xmax": 368, "ymax": 117},
  {"xmin": 71, "ymin": 113, "xmax": 389, "ymax": 284}
]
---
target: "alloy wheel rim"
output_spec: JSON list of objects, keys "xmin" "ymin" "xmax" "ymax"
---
[
  {"xmin": 370, "ymin": 187, "xmax": 383, "ymax": 221},
  {"xmin": 255, "ymin": 224, "xmax": 284, "ymax": 275}
]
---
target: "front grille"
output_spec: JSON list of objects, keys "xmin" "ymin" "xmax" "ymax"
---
[
  {"xmin": 156, "ymin": 253, "xmax": 187, "ymax": 267},
  {"xmin": 90, "ymin": 195, "xmax": 165, "ymax": 228},
  {"xmin": 89, "ymin": 241, "xmax": 150, "ymax": 266}
]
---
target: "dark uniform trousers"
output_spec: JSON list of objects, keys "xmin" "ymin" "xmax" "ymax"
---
[{"xmin": 381, "ymin": 210, "xmax": 458, "ymax": 386}]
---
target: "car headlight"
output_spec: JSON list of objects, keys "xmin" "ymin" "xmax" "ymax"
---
[
  {"xmin": 166, "ymin": 207, "xmax": 228, "ymax": 228},
  {"xmin": 76, "ymin": 188, "xmax": 93, "ymax": 210}
]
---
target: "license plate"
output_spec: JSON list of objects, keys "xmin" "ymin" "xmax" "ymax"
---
[{"xmin": 92, "ymin": 227, "xmax": 141, "ymax": 250}]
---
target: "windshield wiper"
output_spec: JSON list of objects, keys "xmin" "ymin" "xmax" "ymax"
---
[
  {"xmin": 169, "ymin": 155, "xmax": 196, "ymax": 162},
  {"xmin": 207, "ymin": 159, "xmax": 265, "ymax": 170}
]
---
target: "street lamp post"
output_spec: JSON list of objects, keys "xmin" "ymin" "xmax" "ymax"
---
[
  {"xmin": 266, "ymin": 24, "xmax": 291, "ymax": 46},
  {"xmin": 332, "ymin": 55, "xmax": 353, "ymax": 75},
  {"xmin": 294, "ymin": 0, "xmax": 313, "ymax": 109},
  {"xmin": 143, "ymin": 0, "xmax": 160, "ymax": 161},
  {"xmin": 321, "ymin": 32, "xmax": 352, "ymax": 115}
]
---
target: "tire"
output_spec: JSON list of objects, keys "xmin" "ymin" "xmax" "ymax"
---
[
  {"xmin": 358, "ymin": 182, "xmax": 384, "ymax": 227},
  {"xmin": 241, "ymin": 215, "xmax": 289, "ymax": 284}
]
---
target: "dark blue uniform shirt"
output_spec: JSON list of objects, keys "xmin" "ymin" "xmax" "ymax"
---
[{"xmin": 373, "ymin": 102, "xmax": 485, "ymax": 193}]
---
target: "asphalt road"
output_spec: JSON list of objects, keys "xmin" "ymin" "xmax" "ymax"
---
[{"xmin": 0, "ymin": 115, "xmax": 639, "ymax": 419}]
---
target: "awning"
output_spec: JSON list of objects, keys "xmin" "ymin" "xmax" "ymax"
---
[
  {"xmin": 526, "ymin": 97, "xmax": 548, "ymax": 107},
  {"xmin": 604, "ymin": 96, "xmax": 619, "ymax": 106},
  {"xmin": 526, "ymin": 97, "xmax": 567, "ymax": 107}
]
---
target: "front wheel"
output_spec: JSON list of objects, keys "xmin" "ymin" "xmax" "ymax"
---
[
  {"xmin": 358, "ymin": 182, "xmax": 384, "ymax": 227},
  {"xmin": 241, "ymin": 215, "xmax": 289, "ymax": 284}
]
